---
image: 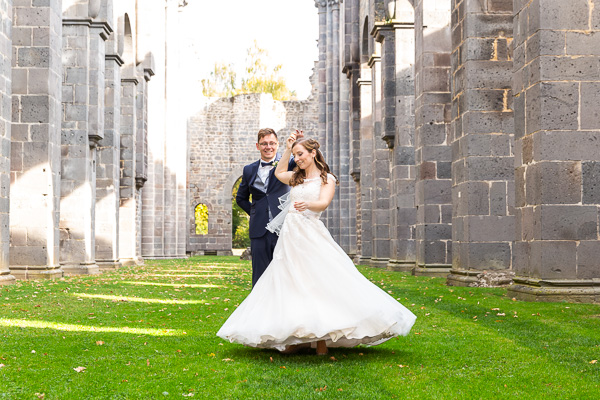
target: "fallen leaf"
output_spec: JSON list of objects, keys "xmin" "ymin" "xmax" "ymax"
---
[
  {"xmin": 96, "ymin": 341, "xmax": 104, "ymax": 346},
  {"xmin": 330, "ymin": 356, "xmax": 337, "ymax": 361},
  {"xmin": 0, "ymin": 364, "xmax": 4, "ymax": 368},
  {"xmin": 35, "ymin": 393, "xmax": 45, "ymax": 399},
  {"xmin": 73, "ymin": 366, "xmax": 86, "ymax": 373},
  {"xmin": 222, "ymin": 358, "xmax": 233, "ymax": 362},
  {"xmin": 269, "ymin": 357, "xmax": 273, "ymax": 362},
  {"xmin": 590, "ymin": 360, "xmax": 598, "ymax": 364}
]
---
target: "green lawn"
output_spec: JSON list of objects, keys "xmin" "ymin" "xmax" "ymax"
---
[{"xmin": 0, "ymin": 256, "xmax": 599, "ymax": 399}]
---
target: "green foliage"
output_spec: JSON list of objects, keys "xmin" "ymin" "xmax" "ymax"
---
[
  {"xmin": 1, "ymin": 257, "xmax": 600, "ymax": 399},
  {"xmin": 232, "ymin": 179, "xmax": 250, "ymax": 248},
  {"xmin": 201, "ymin": 62, "xmax": 237, "ymax": 98},
  {"xmin": 194, "ymin": 203, "xmax": 208, "ymax": 235},
  {"xmin": 201, "ymin": 41, "xmax": 296, "ymax": 101}
]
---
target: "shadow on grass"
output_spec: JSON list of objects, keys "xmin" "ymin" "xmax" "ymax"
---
[{"xmin": 223, "ymin": 343, "xmax": 418, "ymax": 365}]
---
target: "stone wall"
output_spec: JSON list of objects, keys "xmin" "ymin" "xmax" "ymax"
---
[
  {"xmin": 187, "ymin": 92, "xmax": 317, "ymax": 254},
  {"xmin": 320, "ymin": 0, "xmax": 600, "ymax": 302},
  {"xmin": 0, "ymin": 0, "xmax": 14, "ymax": 284},
  {"xmin": 1, "ymin": 0, "xmax": 190, "ymax": 282}
]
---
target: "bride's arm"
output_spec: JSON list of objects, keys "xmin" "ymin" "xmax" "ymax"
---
[
  {"xmin": 274, "ymin": 131, "xmax": 301, "ymax": 185},
  {"xmin": 294, "ymin": 176, "xmax": 335, "ymax": 213}
]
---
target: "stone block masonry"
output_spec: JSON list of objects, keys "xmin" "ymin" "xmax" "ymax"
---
[
  {"xmin": 0, "ymin": 0, "xmax": 15, "ymax": 285},
  {"xmin": 509, "ymin": 0, "xmax": 600, "ymax": 302},
  {"xmin": 446, "ymin": 0, "xmax": 515, "ymax": 286},
  {"xmin": 9, "ymin": 0, "xmax": 64, "ymax": 280},
  {"xmin": 187, "ymin": 93, "xmax": 317, "ymax": 255}
]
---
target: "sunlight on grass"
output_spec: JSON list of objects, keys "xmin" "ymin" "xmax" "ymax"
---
[
  {"xmin": 146, "ymin": 274, "xmax": 232, "ymax": 278},
  {"xmin": 161, "ymin": 269, "xmax": 242, "ymax": 273},
  {"xmin": 121, "ymin": 281, "xmax": 225, "ymax": 289},
  {"xmin": 71, "ymin": 293, "xmax": 207, "ymax": 305},
  {"xmin": 0, "ymin": 318, "xmax": 185, "ymax": 336}
]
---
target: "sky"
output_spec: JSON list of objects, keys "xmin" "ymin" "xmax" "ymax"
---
[{"xmin": 179, "ymin": 0, "xmax": 319, "ymax": 100}]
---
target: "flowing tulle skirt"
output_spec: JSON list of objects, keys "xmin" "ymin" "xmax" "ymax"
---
[{"xmin": 217, "ymin": 212, "xmax": 417, "ymax": 351}]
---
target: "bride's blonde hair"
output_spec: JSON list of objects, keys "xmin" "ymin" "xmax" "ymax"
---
[{"xmin": 289, "ymin": 138, "xmax": 339, "ymax": 187}]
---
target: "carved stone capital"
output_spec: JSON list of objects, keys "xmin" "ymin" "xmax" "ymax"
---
[{"xmin": 314, "ymin": 0, "xmax": 327, "ymax": 8}]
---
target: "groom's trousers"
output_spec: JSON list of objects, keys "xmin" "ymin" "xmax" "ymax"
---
[{"xmin": 250, "ymin": 231, "xmax": 278, "ymax": 287}]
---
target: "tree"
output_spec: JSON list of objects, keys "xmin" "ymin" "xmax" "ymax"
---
[
  {"xmin": 201, "ymin": 62, "xmax": 237, "ymax": 98},
  {"xmin": 201, "ymin": 41, "xmax": 296, "ymax": 101}
]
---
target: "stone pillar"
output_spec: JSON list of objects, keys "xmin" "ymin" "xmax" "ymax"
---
[
  {"xmin": 315, "ymin": 0, "xmax": 327, "ymax": 145},
  {"xmin": 509, "ymin": 0, "xmax": 600, "ymax": 302},
  {"xmin": 136, "ymin": 62, "xmax": 151, "ymax": 259},
  {"xmin": 96, "ymin": 16, "xmax": 122, "ymax": 270},
  {"xmin": 377, "ymin": 3, "xmax": 418, "ymax": 272},
  {"xmin": 10, "ymin": 0, "xmax": 63, "ymax": 280},
  {"xmin": 367, "ymin": 38, "xmax": 391, "ymax": 268},
  {"xmin": 343, "ymin": 0, "xmax": 359, "ymax": 258},
  {"xmin": 447, "ymin": 0, "xmax": 515, "ymax": 286},
  {"xmin": 0, "ymin": 0, "xmax": 14, "ymax": 285},
  {"xmin": 414, "ymin": 0, "xmax": 453, "ymax": 276},
  {"xmin": 59, "ymin": 15, "xmax": 102, "ymax": 276},
  {"xmin": 356, "ymin": 74, "xmax": 373, "ymax": 265},
  {"xmin": 119, "ymin": 73, "xmax": 141, "ymax": 266}
]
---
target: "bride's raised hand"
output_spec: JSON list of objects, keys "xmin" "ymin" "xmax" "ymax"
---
[{"xmin": 286, "ymin": 132, "xmax": 297, "ymax": 150}]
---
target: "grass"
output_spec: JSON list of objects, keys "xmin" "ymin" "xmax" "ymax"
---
[{"xmin": 0, "ymin": 256, "xmax": 599, "ymax": 399}]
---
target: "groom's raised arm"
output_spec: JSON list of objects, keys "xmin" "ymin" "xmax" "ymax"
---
[{"xmin": 236, "ymin": 169, "xmax": 252, "ymax": 215}]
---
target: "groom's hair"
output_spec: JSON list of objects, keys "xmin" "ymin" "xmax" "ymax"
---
[{"xmin": 257, "ymin": 128, "xmax": 277, "ymax": 142}]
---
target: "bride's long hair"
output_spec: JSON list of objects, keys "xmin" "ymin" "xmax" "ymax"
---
[{"xmin": 289, "ymin": 138, "xmax": 339, "ymax": 187}]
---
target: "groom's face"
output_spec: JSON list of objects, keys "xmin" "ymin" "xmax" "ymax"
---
[{"xmin": 256, "ymin": 133, "xmax": 279, "ymax": 161}]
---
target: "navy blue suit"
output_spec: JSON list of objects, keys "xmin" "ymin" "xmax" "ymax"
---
[{"xmin": 236, "ymin": 156, "xmax": 296, "ymax": 286}]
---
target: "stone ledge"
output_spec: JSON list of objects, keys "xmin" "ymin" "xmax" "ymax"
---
[
  {"xmin": 387, "ymin": 259, "xmax": 414, "ymax": 272},
  {"xmin": 0, "ymin": 273, "xmax": 16, "ymax": 285},
  {"xmin": 370, "ymin": 257, "xmax": 391, "ymax": 269},
  {"xmin": 11, "ymin": 267, "xmax": 63, "ymax": 281},
  {"xmin": 447, "ymin": 268, "xmax": 481, "ymax": 286},
  {"xmin": 508, "ymin": 278, "xmax": 600, "ymax": 303},
  {"xmin": 61, "ymin": 263, "xmax": 101, "ymax": 276},
  {"xmin": 414, "ymin": 264, "xmax": 451, "ymax": 277}
]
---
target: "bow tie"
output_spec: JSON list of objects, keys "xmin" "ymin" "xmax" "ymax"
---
[{"xmin": 261, "ymin": 161, "xmax": 274, "ymax": 167}]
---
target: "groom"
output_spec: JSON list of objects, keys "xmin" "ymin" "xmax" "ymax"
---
[{"xmin": 236, "ymin": 128, "xmax": 296, "ymax": 287}]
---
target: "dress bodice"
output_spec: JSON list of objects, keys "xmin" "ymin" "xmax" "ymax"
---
[{"xmin": 287, "ymin": 176, "xmax": 327, "ymax": 219}]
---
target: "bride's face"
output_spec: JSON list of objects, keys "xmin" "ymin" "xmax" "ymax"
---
[{"xmin": 292, "ymin": 144, "xmax": 316, "ymax": 170}]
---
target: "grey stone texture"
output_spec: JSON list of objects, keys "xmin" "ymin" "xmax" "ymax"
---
[
  {"xmin": 3, "ymin": 0, "xmax": 189, "ymax": 282},
  {"xmin": 59, "ymin": 18, "xmax": 100, "ymax": 276},
  {"xmin": 447, "ymin": 0, "xmax": 515, "ymax": 286},
  {"xmin": 413, "ymin": 0, "xmax": 452, "ymax": 275},
  {"xmin": 9, "ymin": 0, "xmax": 63, "ymax": 280},
  {"xmin": 187, "ymin": 93, "xmax": 317, "ymax": 255},
  {"xmin": 509, "ymin": 0, "xmax": 600, "ymax": 302},
  {"xmin": 0, "ymin": 0, "xmax": 15, "ymax": 285}
]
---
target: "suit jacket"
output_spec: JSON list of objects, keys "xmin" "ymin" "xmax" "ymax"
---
[{"xmin": 236, "ymin": 156, "xmax": 296, "ymax": 239}]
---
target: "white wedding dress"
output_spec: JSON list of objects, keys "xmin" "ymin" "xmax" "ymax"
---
[{"xmin": 217, "ymin": 175, "xmax": 417, "ymax": 351}]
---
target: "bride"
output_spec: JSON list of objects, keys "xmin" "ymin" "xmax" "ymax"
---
[{"xmin": 217, "ymin": 130, "xmax": 416, "ymax": 355}]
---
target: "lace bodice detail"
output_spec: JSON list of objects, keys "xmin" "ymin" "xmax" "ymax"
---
[{"xmin": 287, "ymin": 175, "xmax": 333, "ymax": 219}]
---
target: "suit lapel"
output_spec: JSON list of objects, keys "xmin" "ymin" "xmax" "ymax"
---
[
  {"xmin": 249, "ymin": 160, "xmax": 260, "ymax": 187},
  {"xmin": 265, "ymin": 155, "xmax": 282, "ymax": 192}
]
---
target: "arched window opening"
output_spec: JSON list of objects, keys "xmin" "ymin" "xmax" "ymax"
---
[
  {"xmin": 195, "ymin": 203, "xmax": 208, "ymax": 235},
  {"xmin": 232, "ymin": 177, "xmax": 250, "ymax": 248}
]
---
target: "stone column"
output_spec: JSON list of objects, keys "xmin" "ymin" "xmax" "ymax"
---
[
  {"xmin": 414, "ymin": 0, "xmax": 453, "ymax": 276},
  {"xmin": 136, "ymin": 62, "xmax": 151, "ymax": 260},
  {"xmin": 509, "ymin": 0, "xmax": 600, "ymax": 302},
  {"xmin": 10, "ymin": 0, "xmax": 63, "ymax": 280},
  {"xmin": 357, "ymin": 74, "xmax": 373, "ymax": 265},
  {"xmin": 315, "ymin": 0, "xmax": 327, "ymax": 145},
  {"xmin": 378, "ymin": 3, "xmax": 418, "ymax": 272},
  {"xmin": 344, "ymin": 0, "xmax": 359, "ymax": 258},
  {"xmin": 119, "ymin": 73, "xmax": 141, "ymax": 266},
  {"xmin": 96, "ymin": 22, "xmax": 122, "ymax": 270},
  {"xmin": 59, "ymin": 16, "xmax": 102, "ymax": 276},
  {"xmin": 447, "ymin": 0, "xmax": 515, "ymax": 286},
  {"xmin": 367, "ymin": 38, "xmax": 391, "ymax": 268},
  {"xmin": 0, "ymin": 0, "xmax": 14, "ymax": 285}
]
